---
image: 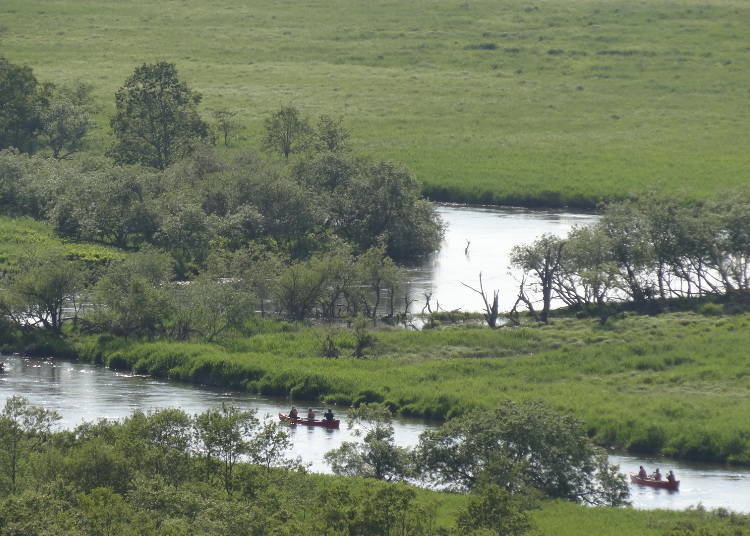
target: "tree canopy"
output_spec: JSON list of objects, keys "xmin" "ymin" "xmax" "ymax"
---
[{"xmin": 109, "ymin": 62, "xmax": 209, "ymax": 169}]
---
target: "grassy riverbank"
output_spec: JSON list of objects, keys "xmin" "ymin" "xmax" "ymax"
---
[
  {"xmin": 2, "ymin": 0, "xmax": 749, "ymax": 207},
  {"xmin": 72, "ymin": 311, "xmax": 750, "ymax": 464}
]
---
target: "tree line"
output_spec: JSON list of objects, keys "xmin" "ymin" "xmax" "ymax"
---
[
  {"xmin": 510, "ymin": 193, "xmax": 750, "ymax": 324},
  {"xmin": 0, "ymin": 395, "xmax": 631, "ymax": 536}
]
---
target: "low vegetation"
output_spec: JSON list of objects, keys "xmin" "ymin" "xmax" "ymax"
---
[{"xmin": 61, "ymin": 311, "xmax": 750, "ymax": 465}]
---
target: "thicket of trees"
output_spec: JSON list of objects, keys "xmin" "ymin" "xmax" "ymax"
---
[
  {"xmin": 511, "ymin": 194, "xmax": 750, "ymax": 324},
  {"xmin": 0, "ymin": 397, "xmax": 562, "ymax": 536},
  {"xmin": 325, "ymin": 402, "xmax": 630, "ymax": 508},
  {"xmin": 0, "ymin": 57, "xmax": 444, "ymax": 337}
]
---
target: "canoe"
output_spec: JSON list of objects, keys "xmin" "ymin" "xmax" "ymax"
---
[
  {"xmin": 279, "ymin": 413, "xmax": 340, "ymax": 429},
  {"xmin": 630, "ymin": 474, "xmax": 679, "ymax": 490}
]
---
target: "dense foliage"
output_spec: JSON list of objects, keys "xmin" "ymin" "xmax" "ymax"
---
[{"xmin": 512, "ymin": 194, "xmax": 750, "ymax": 324}]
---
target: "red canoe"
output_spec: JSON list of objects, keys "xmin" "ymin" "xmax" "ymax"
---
[
  {"xmin": 279, "ymin": 413, "xmax": 340, "ymax": 429},
  {"xmin": 630, "ymin": 474, "xmax": 680, "ymax": 490}
]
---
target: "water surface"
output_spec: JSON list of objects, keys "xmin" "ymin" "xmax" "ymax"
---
[
  {"xmin": 1, "ymin": 356, "xmax": 748, "ymax": 513},
  {"xmin": 408, "ymin": 205, "xmax": 599, "ymax": 313}
]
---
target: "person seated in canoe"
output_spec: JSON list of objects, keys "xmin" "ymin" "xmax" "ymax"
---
[
  {"xmin": 651, "ymin": 468, "xmax": 662, "ymax": 481},
  {"xmin": 666, "ymin": 470, "xmax": 676, "ymax": 483},
  {"xmin": 289, "ymin": 406, "xmax": 299, "ymax": 420},
  {"xmin": 638, "ymin": 465, "xmax": 648, "ymax": 479},
  {"xmin": 323, "ymin": 408, "xmax": 335, "ymax": 421},
  {"xmin": 307, "ymin": 408, "xmax": 316, "ymax": 420}
]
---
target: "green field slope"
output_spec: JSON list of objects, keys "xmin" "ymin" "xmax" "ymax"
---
[
  {"xmin": 2, "ymin": 0, "xmax": 748, "ymax": 206},
  {"xmin": 0, "ymin": 216, "xmax": 124, "ymax": 271}
]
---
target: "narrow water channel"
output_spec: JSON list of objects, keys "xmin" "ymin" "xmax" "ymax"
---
[{"xmin": 2, "ymin": 356, "xmax": 748, "ymax": 513}]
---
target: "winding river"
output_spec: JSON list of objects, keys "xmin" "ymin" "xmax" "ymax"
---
[
  {"xmin": 1, "ymin": 206, "xmax": 748, "ymax": 513},
  {"xmin": 1, "ymin": 355, "xmax": 748, "ymax": 512}
]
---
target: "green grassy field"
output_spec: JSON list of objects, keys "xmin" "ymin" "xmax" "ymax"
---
[
  {"xmin": 0, "ymin": 216, "xmax": 124, "ymax": 271},
  {"xmin": 75, "ymin": 311, "xmax": 750, "ymax": 464},
  {"xmin": 2, "ymin": 0, "xmax": 748, "ymax": 207}
]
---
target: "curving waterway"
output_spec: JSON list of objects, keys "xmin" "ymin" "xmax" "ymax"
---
[
  {"xmin": 1, "ymin": 356, "xmax": 748, "ymax": 513},
  {"xmin": 408, "ymin": 205, "xmax": 599, "ymax": 313}
]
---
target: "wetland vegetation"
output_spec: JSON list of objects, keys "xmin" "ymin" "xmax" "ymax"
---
[{"xmin": 2, "ymin": 0, "xmax": 750, "ymax": 533}]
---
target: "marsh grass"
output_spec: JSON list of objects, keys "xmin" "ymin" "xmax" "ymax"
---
[
  {"xmin": 2, "ymin": 0, "xmax": 748, "ymax": 206},
  {"xmin": 0, "ymin": 216, "xmax": 125, "ymax": 271},
  {"xmin": 77, "ymin": 312, "xmax": 750, "ymax": 464}
]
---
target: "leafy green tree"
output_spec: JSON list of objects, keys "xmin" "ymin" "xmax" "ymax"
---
[
  {"xmin": 339, "ymin": 161, "xmax": 443, "ymax": 263},
  {"xmin": 417, "ymin": 400, "xmax": 630, "ymax": 506},
  {"xmin": 210, "ymin": 108, "xmax": 240, "ymax": 147},
  {"xmin": 325, "ymin": 404, "xmax": 412, "ymax": 482},
  {"xmin": 1, "ymin": 249, "xmax": 87, "ymax": 331},
  {"xmin": 169, "ymin": 273, "xmax": 255, "ymax": 341},
  {"xmin": 228, "ymin": 245, "xmax": 285, "ymax": 318},
  {"xmin": 0, "ymin": 396, "xmax": 60, "ymax": 491},
  {"xmin": 153, "ymin": 196, "xmax": 215, "ymax": 278},
  {"xmin": 92, "ymin": 247, "xmax": 174, "ymax": 337},
  {"xmin": 193, "ymin": 404, "xmax": 259, "ymax": 492},
  {"xmin": 109, "ymin": 62, "xmax": 209, "ymax": 169},
  {"xmin": 354, "ymin": 246, "xmax": 401, "ymax": 323},
  {"xmin": 316, "ymin": 114, "xmax": 351, "ymax": 153},
  {"xmin": 454, "ymin": 484, "xmax": 533, "ymax": 536},
  {"xmin": 262, "ymin": 105, "xmax": 312, "ymax": 160},
  {"xmin": 40, "ymin": 82, "xmax": 95, "ymax": 159},
  {"xmin": 600, "ymin": 201, "xmax": 656, "ymax": 304},
  {"xmin": 0, "ymin": 57, "xmax": 51, "ymax": 153},
  {"xmin": 511, "ymin": 233, "xmax": 566, "ymax": 323},
  {"xmin": 275, "ymin": 255, "xmax": 330, "ymax": 321}
]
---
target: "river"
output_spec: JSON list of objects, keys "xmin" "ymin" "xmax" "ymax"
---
[
  {"xmin": 408, "ymin": 205, "xmax": 599, "ymax": 313},
  {"xmin": 1, "ymin": 356, "xmax": 748, "ymax": 513}
]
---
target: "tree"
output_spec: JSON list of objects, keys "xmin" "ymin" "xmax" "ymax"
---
[
  {"xmin": 0, "ymin": 57, "xmax": 50, "ymax": 153},
  {"xmin": 193, "ymin": 404, "xmax": 259, "ymax": 493},
  {"xmin": 169, "ymin": 273, "xmax": 255, "ymax": 342},
  {"xmin": 262, "ymin": 105, "xmax": 312, "ymax": 160},
  {"xmin": 92, "ymin": 247, "xmax": 174, "ymax": 337},
  {"xmin": 0, "ymin": 396, "xmax": 60, "ymax": 491},
  {"xmin": 316, "ymin": 114, "xmax": 351, "ymax": 153},
  {"xmin": 455, "ymin": 484, "xmax": 533, "ymax": 536},
  {"xmin": 153, "ymin": 196, "xmax": 215, "ymax": 278},
  {"xmin": 1, "ymin": 249, "xmax": 87, "ymax": 331},
  {"xmin": 355, "ymin": 246, "xmax": 401, "ymax": 323},
  {"xmin": 210, "ymin": 108, "xmax": 240, "ymax": 147},
  {"xmin": 275, "ymin": 255, "xmax": 330, "ymax": 321},
  {"xmin": 40, "ymin": 82, "xmax": 95, "ymax": 159},
  {"xmin": 339, "ymin": 161, "xmax": 444, "ymax": 263},
  {"xmin": 460, "ymin": 272, "xmax": 500, "ymax": 328},
  {"xmin": 325, "ymin": 404, "xmax": 413, "ymax": 482},
  {"xmin": 109, "ymin": 62, "xmax": 209, "ymax": 169},
  {"xmin": 511, "ymin": 234, "xmax": 566, "ymax": 323},
  {"xmin": 417, "ymin": 400, "xmax": 630, "ymax": 506}
]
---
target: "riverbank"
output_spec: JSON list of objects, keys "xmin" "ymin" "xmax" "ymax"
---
[{"xmin": 47, "ymin": 311, "xmax": 747, "ymax": 466}]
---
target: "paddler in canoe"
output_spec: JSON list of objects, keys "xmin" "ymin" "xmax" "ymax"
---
[
  {"xmin": 306, "ymin": 408, "xmax": 316, "ymax": 421},
  {"xmin": 289, "ymin": 406, "xmax": 299, "ymax": 420}
]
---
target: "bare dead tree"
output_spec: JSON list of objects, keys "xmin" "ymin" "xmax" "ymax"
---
[
  {"xmin": 460, "ymin": 272, "xmax": 500, "ymax": 328},
  {"xmin": 510, "ymin": 275, "xmax": 540, "ymax": 323}
]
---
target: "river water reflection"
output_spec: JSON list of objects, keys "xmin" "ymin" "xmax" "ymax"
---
[
  {"xmin": 1, "ymin": 356, "xmax": 748, "ymax": 513},
  {"xmin": 408, "ymin": 205, "xmax": 599, "ymax": 313}
]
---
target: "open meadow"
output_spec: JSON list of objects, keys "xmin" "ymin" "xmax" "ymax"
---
[{"xmin": 1, "ymin": 0, "xmax": 748, "ymax": 206}]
